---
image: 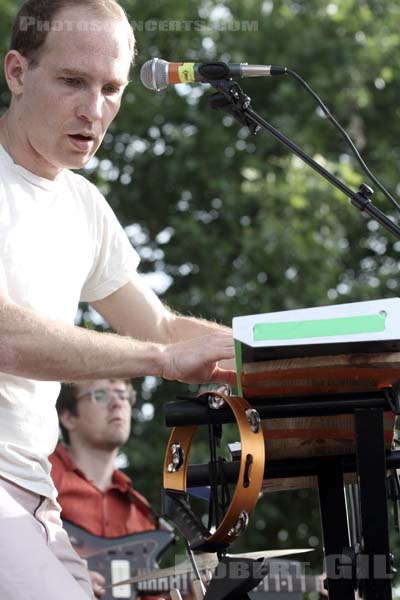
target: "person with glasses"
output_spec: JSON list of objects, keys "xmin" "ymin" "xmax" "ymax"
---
[{"xmin": 50, "ymin": 379, "xmax": 162, "ymax": 599}]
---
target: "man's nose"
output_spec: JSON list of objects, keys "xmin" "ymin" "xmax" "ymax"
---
[
  {"xmin": 108, "ymin": 390, "xmax": 126, "ymax": 408},
  {"xmin": 76, "ymin": 90, "xmax": 103, "ymax": 122}
]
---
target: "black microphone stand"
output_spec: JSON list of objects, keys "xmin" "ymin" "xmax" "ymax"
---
[{"xmin": 206, "ymin": 78, "xmax": 400, "ymax": 240}]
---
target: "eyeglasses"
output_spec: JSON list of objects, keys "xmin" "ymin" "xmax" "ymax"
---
[{"xmin": 77, "ymin": 388, "xmax": 136, "ymax": 407}]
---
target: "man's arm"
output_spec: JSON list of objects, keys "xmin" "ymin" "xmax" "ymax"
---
[
  {"xmin": 91, "ymin": 272, "xmax": 230, "ymax": 343},
  {"xmin": 0, "ymin": 283, "xmax": 235, "ymax": 384},
  {"xmin": 92, "ymin": 274, "xmax": 235, "ymax": 371}
]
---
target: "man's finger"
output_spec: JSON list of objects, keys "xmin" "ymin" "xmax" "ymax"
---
[{"xmin": 210, "ymin": 367, "xmax": 237, "ymax": 386}]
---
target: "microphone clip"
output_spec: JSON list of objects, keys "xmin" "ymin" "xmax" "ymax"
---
[{"xmin": 207, "ymin": 79, "xmax": 261, "ymax": 136}]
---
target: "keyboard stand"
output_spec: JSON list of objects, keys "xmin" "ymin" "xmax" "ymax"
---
[
  {"xmin": 355, "ymin": 408, "xmax": 392, "ymax": 599},
  {"xmin": 317, "ymin": 456, "xmax": 355, "ymax": 598},
  {"xmin": 317, "ymin": 407, "xmax": 392, "ymax": 599},
  {"xmin": 166, "ymin": 389, "xmax": 399, "ymax": 600}
]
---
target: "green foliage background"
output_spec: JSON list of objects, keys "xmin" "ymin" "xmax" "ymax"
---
[{"xmin": 1, "ymin": 0, "xmax": 400, "ymax": 596}]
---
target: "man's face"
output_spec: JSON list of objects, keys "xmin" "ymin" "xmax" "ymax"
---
[
  {"xmin": 70, "ymin": 379, "xmax": 134, "ymax": 451},
  {"xmin": 11, "ymin": 6, "xmax": 132, "ymax": 178}
]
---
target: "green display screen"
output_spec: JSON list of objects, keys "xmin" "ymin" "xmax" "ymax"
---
[{"xmin": 253, "ymin": 313, "xmax": 386, "ymax": 342}]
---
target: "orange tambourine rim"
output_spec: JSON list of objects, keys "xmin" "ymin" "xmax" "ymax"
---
[{"xmin": 163, "ymin": 391, "xmax": 265, "ymax": 549}]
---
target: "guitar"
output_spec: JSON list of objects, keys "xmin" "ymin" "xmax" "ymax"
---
[
  {"xmin": 64, "ymin": 521, "xmax": 322, "ymax": 598},
  {"xmin": 64, "ymin": 520, "xmax": 175, "ymax": 599}
]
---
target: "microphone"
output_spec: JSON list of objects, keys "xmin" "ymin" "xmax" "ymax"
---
[{"xmin": 140, "ymin": 58, "xmax": 287, "ymax": 91}]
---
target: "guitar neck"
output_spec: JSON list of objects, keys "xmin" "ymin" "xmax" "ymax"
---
[
  {"xmin": 134, "ymin": 569, "xmax": 321, "ymax": 594},
  {"xmin": 137, "ymin": 570, "xmax": 194, "ymax": 594}
]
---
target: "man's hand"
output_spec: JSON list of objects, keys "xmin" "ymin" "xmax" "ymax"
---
[
  {"xmin": 162, "ymin": 332, "xmax": 236, "ymax": 385},
  {"xmin": 89, "ymin": 570, "xmax": 106, "ymax": 598}
]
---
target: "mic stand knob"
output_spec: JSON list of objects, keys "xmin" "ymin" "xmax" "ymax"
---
[
  {"xmin": 207, "ymin": 79, "xmax": 261, "ymax": 136},
  {"xmin": 351, "ymin": 182, "xmax": 374, "ymax": 211}
]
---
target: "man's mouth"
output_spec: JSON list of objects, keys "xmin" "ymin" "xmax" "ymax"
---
[
  {"xmin": 109, "ymin": 418, "xmax": 125, "ymax": 425},
  {"xmin": 68, "ymin": 133, "xmax": 96, "ymax": 151},
  {"xmin": 69, "ymin": 134, "xmax": 94, "ymax": 141}
]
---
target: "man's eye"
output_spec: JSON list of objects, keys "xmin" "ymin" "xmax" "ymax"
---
[
  {"xmin": 103, "ymin": 85, "xmax": 120, "ymax": 95},
  {"xmin": 63, "ymin": 78, "xmax": 82, "ymax": 87}
]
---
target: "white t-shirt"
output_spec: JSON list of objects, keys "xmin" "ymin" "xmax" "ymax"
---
[{"xmin": 0, "ymin": 145, "xmax": 139, "ymax": 499}]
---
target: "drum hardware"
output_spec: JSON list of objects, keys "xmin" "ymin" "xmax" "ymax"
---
[
  {"xmin": 202, "ymin": 555, "xmax": 269, "ymax": 600},
  {"xmin": 208, "ymin": 394, "xmax": 226, "ymax": 410},
  {"xmin": 245, "ymin": 409, "xmax": 260, "ymax": 433},
  {"xmin": 163, "ymin": 390, "xmax": 265, "ymax": 552},
  {"xmin": 227, "ymin": 510, "xmax": 249, "ymax": 538},
  {"xmin": 183, "ymin": 540, "xmax": 207, "ymax": 600},
  {"xmin": 386, "ymin": 469, "xmax": 400, "ymax": 532},
  {"xmin": 384, "ymin": 383, "xmax": 400, "ymax": 415},
  {"xmin": 167, "ymin": 443, "xmax": 185, "ymax": 473},
  {"xmin": 165, "ymin": 390, "xmax": 400, "ymax": 599}
]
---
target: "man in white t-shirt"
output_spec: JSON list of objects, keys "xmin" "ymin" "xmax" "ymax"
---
[{"xmin": 0, "ymin": 1, "xmax": 235, "ymax": 598}]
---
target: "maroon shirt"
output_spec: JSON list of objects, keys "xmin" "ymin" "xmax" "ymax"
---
[{"xmin": 50, "ymin": 443, "xmax": 156, "ymax": 537}]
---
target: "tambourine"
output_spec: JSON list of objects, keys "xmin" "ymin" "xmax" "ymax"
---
[{"xmin": 162, "ymin": 389, "xmax": 265, "ymax": 552}]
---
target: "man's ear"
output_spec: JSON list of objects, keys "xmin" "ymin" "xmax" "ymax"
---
[
  {"xmin": 4, "ymin": 50, "xmax": 29, "ymax": 95},
  {"xmin": 59, "ymin": 409, "xmax": 78, "ymax": 433}
]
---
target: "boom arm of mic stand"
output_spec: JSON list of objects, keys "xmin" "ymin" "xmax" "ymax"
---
[{"xmin": 207, "ymin": 78, "xmax": 400, "ymax": 240}]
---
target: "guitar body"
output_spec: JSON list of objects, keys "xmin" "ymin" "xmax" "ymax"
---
[
  {"xmin": 63, "ymin": 520, "xmax": 175, "ymax": 599},
  {"xmin": 63, "ymin": 521, "xmax": 321, "ymax": 597}
]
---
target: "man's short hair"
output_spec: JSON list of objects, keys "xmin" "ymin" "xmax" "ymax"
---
[
  {"xmin": 57, "ymin": 378, "xmax": 133, "ymax": 445},
  {"xmin": 10, "ymin": 0, "xmax": 136, "ymax": 66}
]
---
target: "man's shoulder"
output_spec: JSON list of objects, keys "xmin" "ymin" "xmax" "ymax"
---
[
  {"xmin": 49, "ymin": 443, "xmax": 71, "ymax": 488},
  {"xmin": 49, "ymin": 443, "xmax": 74, "ymax": 471},
  {"xmin": 63, "ymin": 169, "xmax": 101, "ymax": 197},
  {"xmin": 113, "ymin": 469, "xmax": 152, "ymax": 509},
  {"xmin": 128, "ymin": 484, "xmax": 154, "ymax": 513},
  {"xmin": 62, "ymin": 169, "xmax": 115, "ymax": 218},
  {"xmin": 131, "ymin": 489, "xmax": 153, "ymax": 512}
]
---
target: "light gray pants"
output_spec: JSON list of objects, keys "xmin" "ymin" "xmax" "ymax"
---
[{"xmin": 0, "ymin": 475, "xmax": 94, "ymax": 600}]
